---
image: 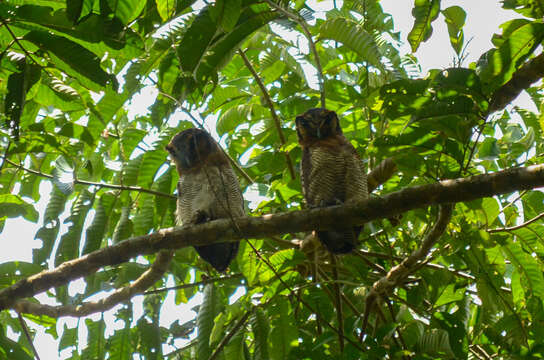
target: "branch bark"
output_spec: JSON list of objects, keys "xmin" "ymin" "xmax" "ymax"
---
[
  {"xmin": 1, "ymin": 164, "xmax": 544, "ymax": 311},
  {"xmin": 14, "ymin": 250, "xmax": 173, "ymax": 317},
  {"xmin": 489, "ymin": 52, "xmax": 544, "ymax": 113}
]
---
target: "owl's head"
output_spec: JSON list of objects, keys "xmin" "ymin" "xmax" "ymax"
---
[
  {"xmin": 166, "ymin": 128, "xmax": 219, "ymax": 172},
  {"xmin": 295, "ymin": 108, "xmax": 342, "ymax": 143}
]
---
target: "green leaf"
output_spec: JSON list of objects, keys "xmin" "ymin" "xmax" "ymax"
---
[
  {"xmin": 252, "ymin": 308, "xmax": 270, "ymax": 360},
  {"xmin": 177, "ymin": 7, "xmax": 218, "ymax": 73},
  {"xmin": 417, "ymin": 328, "xmax": 455, "ymax": 358},
  {"xmin": 106, "ymin": 0, "xmax": 146, "ymax": 25},
  {"xmin": 82, "ymin": 195, "xmax": 111, "ymax": 255},
  {"xmin": 112, "ymin": 205, "xmax": 132, "ymax": 243},
  {"xmin": 52, "ymin": 156, "xmax": 75, "ymax": 195},
  {"xmin": 239, "ymin": 240, "xmax": 259, "ymax": 286},
  {"xmin": 502, "ymin": 242, "xmax": 544, "ymax": 299},
  {"xmin": 319, "ymin": 17, "xmax": 383, "ymax": 70},
  {"xmin": 478, "ymin": 22, "xmax": 544, "ymax": 93},
  {"xmin": 434, "ymin": 284, "xmax": 465, "ymax": 307},
  {"xmin": 156, "ymin": 0, "xmax": 196, "ymax": 21},
  {"xmin": 408, "ymin": 0, "xmax": 441, "ymax": 52},
  {"xmin": 197, "ymin": 284, "xmax": 220, "ymax": 360},
  {"xmin": 502, "ymin": 0, "xmax": 544, "ymax": 19},
  {"xmin": 66, "ymin": 0, "xmax": 84, "ymax": 23},
  {"xmin": 442, "ymin": 6, "xmax": 466, "ymax": 54},
  {"xmin": 477, "ymin": 138, "xmax": 500, "ymax": 160},
  {"xmin": 195, "ymin": 9, "xmax": 278, "ymax": 83},
  {"xmin": 269, "ymin": 300, "xmax": 297, "ymax": 360},
  {"xmin": 0, "ymin": 194, "xmax": 39, "ymax": 223},
  {"xmin": 224, "ymin": 327, "xmax": 245, "ymax": 360},
  {"xmin": 4, "ymin": 63, "xmax": 40, "ymax": 139},
  {"xmin": 0, "ymin": 326, "xmax": 33, "ymax": 360},
  {"xmin": 133, "ymin": 193, "xmax": 155, "ymax": 235},
  {"xmin": 23, "ymin": 31, "xmax": 114, "ymax": 90},
  {"xmin": 55, "ymin": 190, "xmax": 94, "ymax": 265},
  {"xmin": 211, "ymin": 0, "xmax": 242, "ymax": 32}
]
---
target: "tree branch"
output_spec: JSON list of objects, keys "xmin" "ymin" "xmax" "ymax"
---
[
  {"xmin": 362, "ymin": 204, "xmax": 453, "ymax": 334},
  {"xmin": 14, "ymin": 251, "xmax": 173, "ymax": 317},
  {"xmin": 488, "ymin": 212, "xmax": 544, "ymax": 233},
  {"xmin": 207, "ymin": 309, "xmax": 252, "ymax": 360},
  {"xmin": 238, "ymin": 49, "xmax": 296, "ymax": 180},
  {"xmin": 18, "ymin": 312, "xmax": 41, "ymax": 360},
  {"xmin": 1, "ymin": 164, "xmax": 544, "ymax": 311},
  {"xmin": 489, "ymin": 52, "xmax": 544, "ymax": 113},
  {"xmin": 367, "ymin": 157, "xmax": 397, "ymax": 193}
]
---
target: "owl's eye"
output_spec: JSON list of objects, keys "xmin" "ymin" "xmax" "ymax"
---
[{"xmin": 296, "ymin": 116, "xmax": 308, "ymax": 126}]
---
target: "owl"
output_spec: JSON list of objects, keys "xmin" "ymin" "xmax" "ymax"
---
[
  {"xmin": 295, "ymin": 108, "xmax": 368, "ymax": 253},
  {"xmin": 166, "ymin": 128, "xmax": 245, "ymax": 272}
]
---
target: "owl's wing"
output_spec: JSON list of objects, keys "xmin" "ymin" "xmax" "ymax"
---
[
  {"xmin": 344, "ymin": 148, "xmax": 368, "ymax": 203},
  {"xmin": 300, "ymin": 148, "xmax": 312, "ymax": 204},
  {"xmin": 215, "ymin": 164, "xmax": 245, "ymax": 218}
]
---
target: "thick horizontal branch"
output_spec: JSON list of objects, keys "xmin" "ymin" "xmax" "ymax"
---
[{"xmin": 0, "ymin": 164, "xmax": 543, "ymax": 311}]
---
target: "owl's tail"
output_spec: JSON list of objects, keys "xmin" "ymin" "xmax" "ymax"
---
[
  {"xmin": 317, "ymin": 226, "xmax": 362, "ymax": 254},
  {"xmin": 195, "ymin": 242, "xmax": 239, "ymax": 272}
]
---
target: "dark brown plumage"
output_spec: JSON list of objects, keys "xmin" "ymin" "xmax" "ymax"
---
[
  {"xmin": 295, "ymin": 108, "xmax": 368, "ymax": 253},
  {"xmin": 166, "ymin": 128, "xmax": 244, "ymax": 272}
]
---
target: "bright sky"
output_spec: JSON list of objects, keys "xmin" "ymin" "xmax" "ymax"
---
[{"xmin": 0, "ymin": 1, "xmax": 530, "ymax": 358}]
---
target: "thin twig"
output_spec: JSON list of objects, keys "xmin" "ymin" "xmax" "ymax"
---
[
  {"xmin": 144, "ymin": 273, "xmax": 243, "ymax": 295},
  {"xmin": 329, "ymin": 254, "xmax": 344, "ymax": 352},
  {"xmin": 265, "ymin": 0, "xmax": 326, "ymax": 107},
  {"xmin": 17, "ymin": 312, "xmax": 41, "ymax": 360},
  {"xmin": 488, "ymin": 212, "xmax": 544, "ymax": 233},
  {"xmin": 3, "ymin": 158, "xmax": 177, "ymax": 199},
  {"xmin": 208, "ymin": 309, "xmax": 252, "ymax": 360},
  {"xmin": 384, "ymin": 298, "xmax": 411, "ymax": 360},
  {"xmin": 238, "ymin": 49, "xmax": 296, "ymax": 180},
  {"xmin": 0, "ymin": 140, "xmax": 10, "ymax": 173},
  {"xmin": 1, "ymin": 19, "xmax": 42, "ymax": 68}
]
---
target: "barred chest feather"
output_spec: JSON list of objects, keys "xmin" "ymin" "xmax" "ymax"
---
[
  {"xmin": 176, "ymin": 165, "xmax": 244, "ymax": 225},
  {"xmin": 302, "ymin": 145, "xmax": 368, "ymax": 207}
]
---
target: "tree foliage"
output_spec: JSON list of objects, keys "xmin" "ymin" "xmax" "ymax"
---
[{"xmin": 1, "ymin": 0, "xmax": 544, "ymax": 358}]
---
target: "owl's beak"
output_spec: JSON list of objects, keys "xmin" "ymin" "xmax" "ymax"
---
[{"xmin": 316, "ymin": 120, "xmax": 326, "ymax": 139}]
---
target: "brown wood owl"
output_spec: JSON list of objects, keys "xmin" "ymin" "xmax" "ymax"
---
[
  {"xmin": 166, "ymin": 128, "xmax": 245, "ymax": 272},
  {"xmin": 295, "ymin": 108, "xmax": 368, "ymax": 253}
]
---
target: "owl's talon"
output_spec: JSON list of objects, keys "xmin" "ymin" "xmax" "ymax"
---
[{"xmin": 192, "ymin": 210, "xmax": 211, "ymax": 224}]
